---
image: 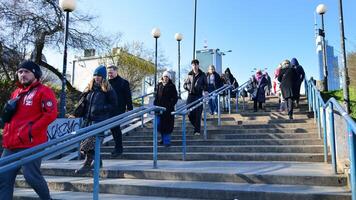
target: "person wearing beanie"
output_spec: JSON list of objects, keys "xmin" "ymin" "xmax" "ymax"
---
[
  {"xmin": 154, "ymin": 70, "xmax": 178, "ymax": 147},
  {"xmin": 290, "ymin": 58, "xmax": 305, "ymax": 107},
  {"xmin": 0, "ymin": 60, "xmax": 57, "ymax": 199},
  {"xmin": 73, "ymin": 65, "xmax": 118, "ymax": 174},
  {"xmin": 93, "ymin": 65, "xmax": 107, "ymax": 79},
  {"xmin": 107, "ymin": 65, "xmax": 133, "ymax": 157}
]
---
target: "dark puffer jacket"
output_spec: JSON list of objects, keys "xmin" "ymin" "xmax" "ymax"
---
[{"xmin": 81, "ymin": 84, "xmax": 118, "ymax": 122}]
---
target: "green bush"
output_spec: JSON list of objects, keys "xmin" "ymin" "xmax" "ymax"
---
[{"xmin": 321, "ymin": 87, "xmax": 356, "ymax": 119}]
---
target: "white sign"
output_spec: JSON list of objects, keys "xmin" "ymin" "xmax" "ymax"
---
[{"xmin": 47, "ymin": 118, "xmax": 82, "ymax": 140}]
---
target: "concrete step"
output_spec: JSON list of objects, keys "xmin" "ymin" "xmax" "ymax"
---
[
  {"xmin": 38, "ymin": 160, "xmax": 347, "ymax": 187},
  {"xmin": 134, "ymin": 124, "xmax": 317, "ymax": 136},
  {"xmin": 13, "ymin": 188, "xmax": 198, "ymax": 200},
  {"xmin": 100, "ymin": 145, "xmax": 324, "ymax": 153},
  {"xmin": 15, "ymin": 175, "xmax": 350, "ymax": 200},
  {"xmin": 118, "ymin": 139, "xmax": 323, "ymax": 146},
  {"xmin": 121, "ymin": 133, "xmax": 319, "ymax": 141},
  {"xmin": 99, "ymin": 152, "xmax": 326, "ymax": 162}
]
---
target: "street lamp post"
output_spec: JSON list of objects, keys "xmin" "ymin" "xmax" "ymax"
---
[
  {"xmin": 338, "ymin": 0, "xmax": 350, "ymax": 114},
  {"xmin": 316, "ymin": 4, "xmax": 328, "ymax": 91},
  {"xmin": 59, "ymin": 0, "xmax": 76, "ymax": 118},
  {"xmin": 151, "ymin": 28, "xmax": 161, "ymax": 93},
  {"xmin": 175, "ymin": 33, "xmax": 183, "ymax": 98},
  {"xmin": 193, "ymin": 0, "xmax": 197, "ymax": 59}
]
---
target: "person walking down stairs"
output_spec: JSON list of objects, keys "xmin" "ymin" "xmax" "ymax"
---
[
  {"xmin": 251, "ymin": 70, "xmax": 268, "ymax": 112},
  {"xmin": 72, "ymin": 65, "xmax": 118, "ymax": 174},
  {"xmin": 154, "ymin": 71, "xmax": 178, "ymax": 147}
]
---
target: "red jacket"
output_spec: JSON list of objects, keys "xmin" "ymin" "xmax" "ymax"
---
[{"xmin": 2, "ymin": 81, "xmax": 58, "ymax": 149}]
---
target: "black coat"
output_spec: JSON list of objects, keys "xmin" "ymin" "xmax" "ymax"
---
[
  {"xmin": 154, "ymin": 80, "xmax": 178, "ymax": 133},
  {"xmin": 278, "ymin": 67, "xmax": 298, "ymax": 99},
  {"xmin": 294, "ymin": 65, "xmax": 305, "ymax": 99},
  {"xmin": 183, "ymin": 69, "xmax": 208, "ymax": 97},
  {"xmin": 81, "ymin": 84, "xmax": 118, "ymax": 122},
  {"xmin": 108, "ymin": 76, "xmax": 133, "ymax": 114},
  {"xmin": 206, "ymin": 71, "xmax": 223, "ymax": 91}
]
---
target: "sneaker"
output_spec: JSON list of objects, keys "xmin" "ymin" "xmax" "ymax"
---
[
  {"xmin": 289, "ymin": 115, "xmax": 293, "ymax": 120},
  {"xmin": 194, "ymin": 132, "xmax": 201, "ymax": 136},
  {"xmin": 214, "ymin": 112, "xmax": 218, "ymax": 115}
]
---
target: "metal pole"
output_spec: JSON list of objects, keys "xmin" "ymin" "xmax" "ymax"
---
[
  {"xmin": 235, "ymin": 91, "xmax": 239, "ymax": 113},
  {"xmin": 59, "ymin": 11, "xmax": 70, "ymax": 118},
  {"xmin": 338, "ymin": 0, "xmax": 350, "ymax": 114},
  {"xmin": 228, "ymin": 89, "xmax": 231, "ymax": 114},
  {"xmin": 154, "ymin": 37, "xmax": 158, "ymax": 93},
  {"xmin": 322, "ymin": 107, "xmax": 328, "ymax": 163},
  {"xmin": 329, "ymin": 103, "xmax": 337, "ymax": 174},
  {"xmin": 141, "ymin": 97, "xmax": 144, "ymax": 128},
  {"xmin": 321, "ymin": 14, "xmax": 328, "ymax": 91},
  {"xmin": 203, "ymin": 99, "xmax": 207, "ymax": 140},
  {"xmin": 178, "ymin": 40, "xmax": 181, "ymax": 98},
  {"xmin": 347, "ymin": 125, "xmax": 356, "ymax": 200},
  {"xmin": 153, "ymin": 113, "xmax": 158, "ymax": 168},
  {"xmin": 93, "ymin": 134, "xmax": 101, "ymax": 200},
  {"xmin": 182, "ymin": 114, "xmax": 186, "ymax": 161},
  {"xmin": 193, "ymin": 0, "xmax": 197, "ymax": 59},
  {"xmin": 217, "ymin": 94, "xmax": 221, "ymax": 126},
  {"xmin": 71, "ymin": 60, "xmax": 75, "ymax": 85}
]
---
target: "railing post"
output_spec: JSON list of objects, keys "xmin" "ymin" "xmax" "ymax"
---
[
  {"xmin": 141, "ymin": 97, "xmax": 144, "ymax": 128},
  {"xmin": 242, "ymin": 93, "xmax": 245, "ymax": 111},
  {"xmin": 153, "ymin": 112, "xmax": 158, "ymax": 168},
  {"xmin": 329, "ymin": 102, "xmax": 337, "ymax": 174},
  {"xmin": 228, "ymin": 89, "xmax": 231, "ymax": 114},
  {"xmin": 235, "ymin": 91, "xmax": 239, "ymax": 113},
  {"xmin": 93, "ymin": 134, "xmax": 101, "ymax": 200},
  {"xmin": 322, "ymin": 106, "xmax": 328, "ymax": 163},
  {"xmin": 312, "ymin": 88, "xmax": 316, "ymax": 122},
  {"xmin": 347, "ymin": 125, "xmax": 356, "ymax": 200},
  {"xmin": 308, "ymin": 83, "xmax": 312, "ymax": 112},
  {"xmin": 218, "ymin": 94, "xmax": 221, "ymax": 126},
  {"xmin": 316, "ymin": 95, "xmax": 322, "ymax": 139},
  {"xmin": 182, "ymin": 114, "xmax": 187, "ymax": 161},
  {"xmin": 203, "ymin": 98, "xmax": 207, "ymax": 140}
]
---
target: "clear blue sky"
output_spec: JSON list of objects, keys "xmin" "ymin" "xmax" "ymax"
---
[{"xmin": 47, "ymin": 0, "xmax": 356, "ymax": 84}]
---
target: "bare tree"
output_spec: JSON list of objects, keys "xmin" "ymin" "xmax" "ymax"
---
[{"xmin": 0, "ymin": 0, "xmax": 110, "ymax": 91}]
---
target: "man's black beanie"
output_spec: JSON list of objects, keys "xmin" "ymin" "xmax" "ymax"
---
[{"xmin": 17, "ymin": 60, "xmax": 42, "ymax": 79}]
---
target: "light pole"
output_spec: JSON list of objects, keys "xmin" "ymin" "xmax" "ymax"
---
[
  {"xmin": 151, "ymin": 28, "xmax": 161, "ymax": 93},
  {"xmin": 59, "ymin": 0, "xmax": 76, "ymax": 118},
  {"xmin": 316, "ymin": 4, "xmax": 328, "ymax": 91},
  {"xmin": 193, "ymin": 0, "xmax": 197, "ymax": 59},
  {"xmin": 175, "ymin": 33, "xmax": 183, "ymax": 98},
  {"xmin": 338, "ymin": 0, "xmax": 350, "ymax": 114}
]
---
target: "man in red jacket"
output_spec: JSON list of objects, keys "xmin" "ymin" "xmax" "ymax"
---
[{"xmin": 0, "ymin": 60, "xmax": 57, "ymax": 200}]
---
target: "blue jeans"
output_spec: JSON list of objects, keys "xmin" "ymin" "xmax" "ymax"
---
[
  {"xmin": 207, "ymin": 84, "xmax": 218, "ymax": 114},
  {"xmin": 0, "ymin": 149, "xmax": 51, "ymax": 200}
]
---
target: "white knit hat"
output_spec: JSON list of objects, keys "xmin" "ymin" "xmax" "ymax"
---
[{"xmin": 162, "ymin": 71, "xmax": 171, "ymax": 79}]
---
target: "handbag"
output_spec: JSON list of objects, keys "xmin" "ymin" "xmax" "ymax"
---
[{"xmin": 74, "ymin": 92, "xmax": 89, "ymax": 117}]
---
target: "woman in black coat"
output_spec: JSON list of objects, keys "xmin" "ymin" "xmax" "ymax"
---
[
  {"xmin": 73, "ymin": 65, "xmax": 118, "ymax": 173},
  {"xmin": 278, "ymin": 60, "xmax": 298, "ymax": 119},
  {"xmin": 154, "ymin": 71, "xmax": 178, "ymax": 147}
]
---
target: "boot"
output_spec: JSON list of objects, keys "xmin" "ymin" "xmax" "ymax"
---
[{"xmin": 75, "ymin": 153, "xmax": 93, "ymax": 174}]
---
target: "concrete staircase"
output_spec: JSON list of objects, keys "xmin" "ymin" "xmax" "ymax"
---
[{"xmin": 13, "ymin": 96, "xmax": 351, "ymax": 199}]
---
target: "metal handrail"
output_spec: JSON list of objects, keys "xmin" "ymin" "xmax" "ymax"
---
[
  {"xmin": 306, "ymin": 77, "xmax": 356, "ymax": 200},
  {"xmin": 0, "ymin": 105, "xmax": 165, "ymax": 200},
  {"xmin": 171, "ymin": 80, "xmax": 249, "ymax": 161}
]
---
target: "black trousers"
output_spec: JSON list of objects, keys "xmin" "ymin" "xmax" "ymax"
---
[
  {"xmin": 253, "ymin": 100, "xmax": 263, "ymax": 111},
  {"xmin": 111, "ymin": 126, "xmax": 123, "ymax": 152},
  {"xmin": 187, "ymin": 94, "xmax": 203, "ymax": 133},
  {"xmin": 286, "ymin": 97, "xmax": 294, "ymax": 117}
]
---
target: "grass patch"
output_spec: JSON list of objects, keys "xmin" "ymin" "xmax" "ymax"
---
[{"xmin": 321, "ymin": 87, "xmax": 356, "ymax": 119}]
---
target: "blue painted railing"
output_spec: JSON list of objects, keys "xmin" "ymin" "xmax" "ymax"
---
[
  {"xmin": 172, "ymin": 81, "xmax": 250, "ymax": 161},
  {"xmin": 306, "ymin": 78, "xmax": 356, "ymax": 200},
  {"xmin": 0, "ymin": 106, "xmax": 165, "ymax": 200}
]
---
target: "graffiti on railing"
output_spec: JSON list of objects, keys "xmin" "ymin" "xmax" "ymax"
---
[{"xmin": 47, "ymin": 118, "xmax": 82, "ymax": 140}]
